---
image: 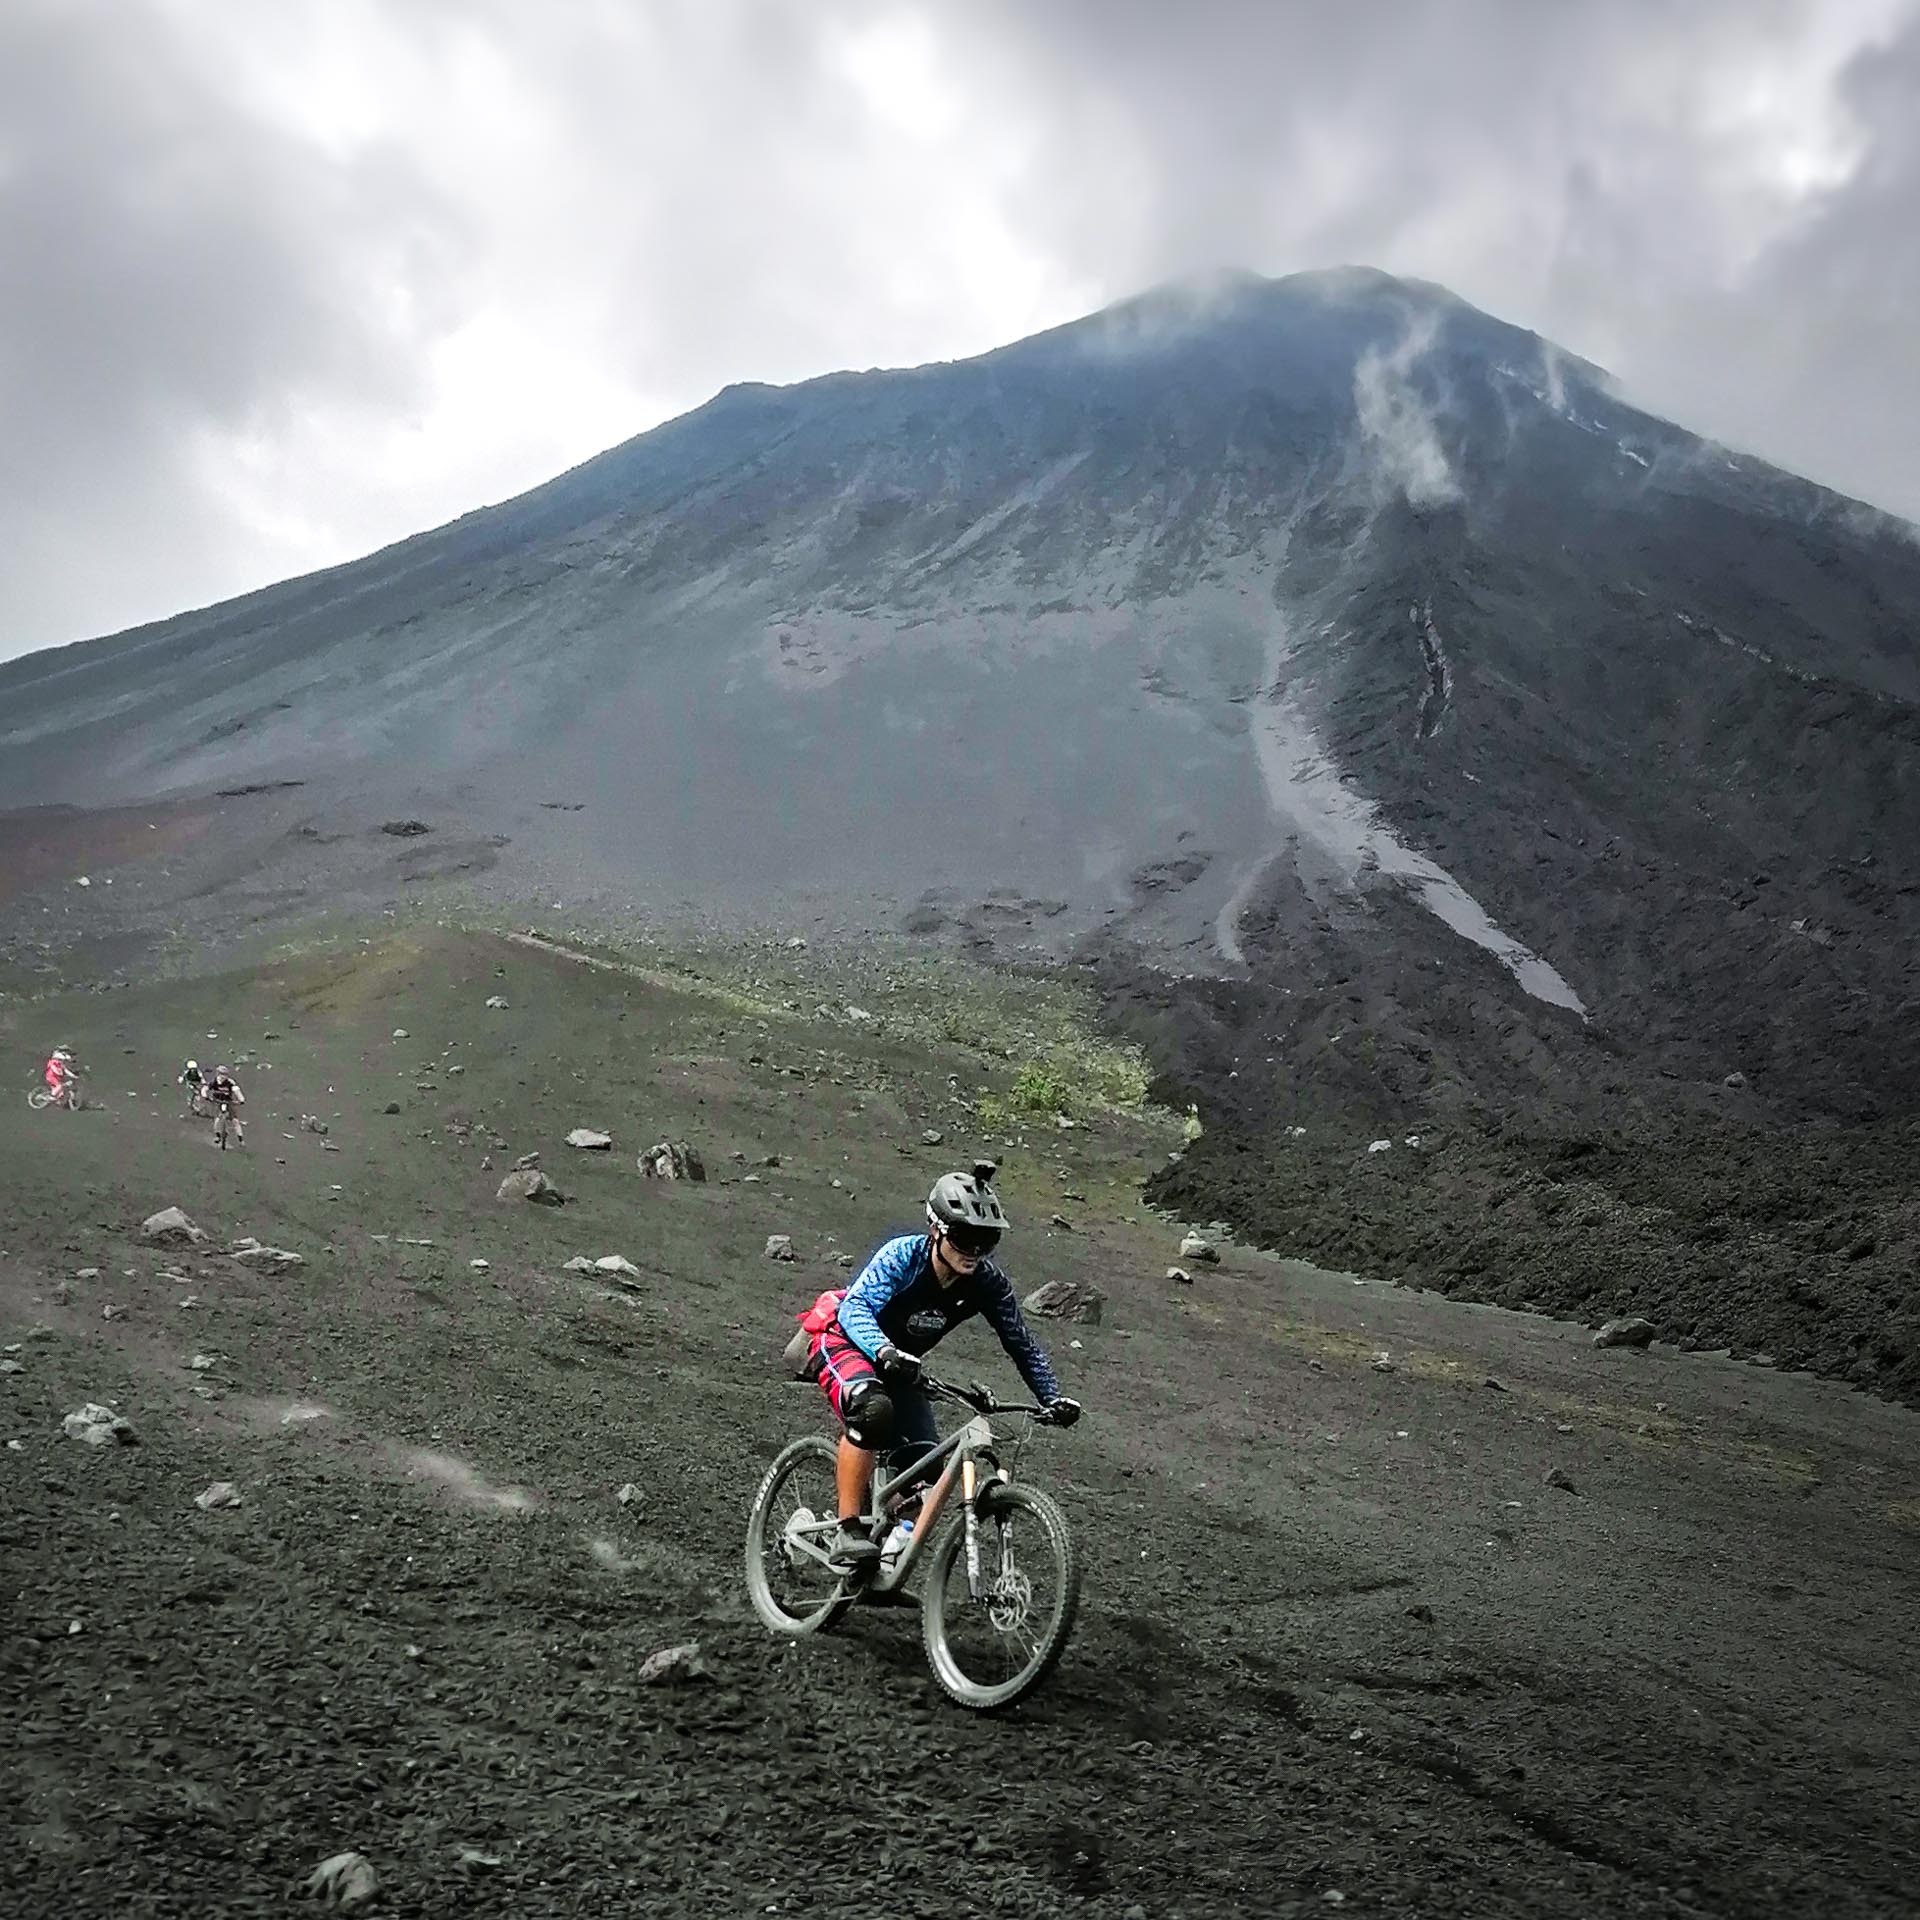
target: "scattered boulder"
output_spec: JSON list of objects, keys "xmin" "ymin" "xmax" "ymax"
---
[
  {"xmin": 615, "ymin": 1482, "xmax": 643, "ymax": 1507},
  {"xmin": 63, "ymin": 1404, "xmax": 137, "ymax": 1447},
  {"xmin": 391, "ymin": 1028, "xmax": 409, "ymax": 1040},
  {"xmin": 496, "ymin": 1169, "xmax": 562, "ymax": 1206},
  {"xmin": 1545, "ymin": 1466, "xmax": 1579, "ymax": 1494},
  {"xmin": 194, "ymin": 1482, "xmax": 242, "ymax": 1511},
  {"xmin": 469, "ymin": 1259, "xmax": 489, "ymax": 1272},
  {"xmin": 563, "ymin": 1256, "xmax": 595, "ymax": 1274},
  {"xmin": 188, "ymin": 1354, "xmax": 218, "ymax": 1371},
  {"xmin": 1723, "ymin": 1071, "xmax": 1748, "ymax": 1090},
  {"xmin": 1023, "ymin": 1279, "xmax": 1105, "ymax": 1324},
  {"xmin": 298, "ymin": 1115, "xmax": 329, "ymax": 1135},
  {"xmin": 229, "ymin": 1238, "xmax": 305, "ymax": 1268},
  {"xmin": 567, "ymin": 1128, "xmax": 613, "ymax": 1151},
  {"xmin": 1367, "ymin": 1139, "xmax": 1392, "ymax": 1155},
  {"xmin": 638, "ymin": 1141, "xmax": 706, "ymax": 1181},
  {"xmin": 514, "ymin": 1151, "xmax": 541, "ymax": 1170},
  {"xmin": 636, "ymin": 1642, "xmax": 709, "ymax": 1686},
  {"xmin": 1049, "ymin": 1213, "xmax": 1074, "ymax": 1231},
  {"xmin": 765, "ymin": 1234, "xmax": 796, "ymax": 1261},
  {"xmin": 1178, "ymin": 1232, "xmax": 1220, "ymax": 1264},
  {"xmin": 306, "ymin": 1851, "xmax": 379, "ymax": 1907},
  {"xmin": 920, "ymin": 1128, "xmax": 944, "ymax": 1145},
  {"xmin": 381, "ymin": 819, "xmax": 431, "ymax": 836},
  {"xmin": 594, "ymin": 1255, "xmax": 642, "ymax": 1283},
  {"xmin": 1166, "ymin": 1266, "xmax": 1192, "ymax": 1285},
  {"xmin": 1, "ymin": 1359, "xmax": 24, "ymax": 1376},
  {"xmin": 141, "ymin": 1207, "xmax": 206, "ymax": 1246},
  {"xmin": 1370, "ymin": 1351, "xmax": 1396, "ymax": 1373},
  {"xmin": 75, "ymin": 1267, "xmax": 101, "ymax": 1280},
  {"xmin": 1594, "ymin": 1316, "xmax": 1656, "ymax": 1350},
  {"xmin": 383, "ymin": 1100, "xmax": 402, "ymax": 1115},
  {"xmin": 484, "ymin": 995, "xmax": 509, "ymax": 1010}
]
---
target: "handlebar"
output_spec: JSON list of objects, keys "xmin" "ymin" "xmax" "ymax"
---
[{"xmin": 921, "ymin": 1374, "xmax": 1060, "ymax": 1421}]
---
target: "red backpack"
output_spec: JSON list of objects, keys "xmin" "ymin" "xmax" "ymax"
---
[{"xmin": 782, "ymin": 1286, "xmax": 846, "ymax": 1378}]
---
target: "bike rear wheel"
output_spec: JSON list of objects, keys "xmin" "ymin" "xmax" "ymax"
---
[
  {"xmin": 922, "ymin": 1481, "xmax": 1079, "ymax": 1711},
  {"xmin": 27, "ymin": 1089, "xmax": 52, "ymax": 1110},
  {"xmin": 744, "ymin": 1435, "xmax": 858, "ymax": 1636}
]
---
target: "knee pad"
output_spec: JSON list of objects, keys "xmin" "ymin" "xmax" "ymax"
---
[{"xmin": 841, "ymin": 1379, "xmax": 895, "ymax": 1449}]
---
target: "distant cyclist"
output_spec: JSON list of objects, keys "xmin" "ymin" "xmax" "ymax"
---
[
  {"xmin": 179, "ymin": 1058, "xmax": 207, "ymax": 1113},
  {"xmin": 43, "ymin": 1047, "xmax": 78, "ymax": 1107},
  {"xmin": 205, "ymin": 1065, "xmax": 245, "ymax": 1144}
]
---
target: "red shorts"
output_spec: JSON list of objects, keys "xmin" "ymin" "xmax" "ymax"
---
[{"xmin": 812, "ymin": 1322, "xmax": 878, "ymax": 1420}]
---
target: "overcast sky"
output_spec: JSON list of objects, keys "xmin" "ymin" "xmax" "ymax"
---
[{"xmin": 3, "ymin": 0, "xmax": 1918, "ymax": 662}]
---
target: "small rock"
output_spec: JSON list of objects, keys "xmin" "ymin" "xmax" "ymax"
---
[
  {"xmin": 194, "ymin": 1481, "xmax": 242, "ymax": 1511},
  {"xmin": 484, "ymin": 995, "xmax": 509, "ymax": 1010},
  {"xmin": 299, "ymin": 1115, "xmax": 329, "ymax": 1135},
  {"xmin": 469, "ymin": 1259, "xmax": 490, "ymax": 1272},
  {"xmin": 306, "ymin": 1850, "xmax": 379, "ymax": 1907},
  {"xmin": 1404, "ymin": 1603, "xmax": 1435, "ymax": 1624},
  {"xmin": 456, "ymin": 1848, "xmax": 504, "ymax": 1872},
  {"xmin": 1023, "ymin": 1279, "xmax": 1105, "ymax": 1324},
  {"xmin": 920, "ymin": 1129, "xmax": 944, "ymax": 1145},
  {"xmin": 63, "ymin": 1404, "xmax": 137, "ymax": 1447},
  {"xmin": 594, "ymin": 1255, "xmax": 641, "ymax": 1281},
  {"xmin": 479, "ymin": 1154, "xmax": 493, "ymax": 1171},
  {"xmin": 1178, "ymin": 1233, "xmax": 1220, "ymax": 1264},
  {"xmin": 188, "ymin": 1353, "xmax": 218, "ymax": 1371},
  {"xmin": 1166, "ymin": 1266, "xmax": 1192, "ymax": 1285},
  {"xmin": 141, "ymin": 1207, "xmax": 206, "ymax": 1246},
  {"xmin": 615, "ymin": 1482, "xmax": 642, "ymax": 1507},
  {"xmin": 0, "ymin": 1359, "xmax": 23, "ymax": 1376},
  {"xmin": 1367, "ymin": 1138, "xmax": 1392, "ymax": 1154},
  {"xmin": 1049, "ymin": 1212, "xmax": 1074, "ymax": 1231},
  {"xmin": 1370, "ymin": 1351, "xmax": 1396, "ymax": 1373},
  {"xmin": 229, "ymin": 1237, "xmax": 304, "ymax": 1267},
  {"xmin": 1545, "ymin": 1466, "xmax": 1578, "ymax": 1493},
  {"xmin": 765, "ymin": 1235, "xmax": 796, "ymax": 1261},
  {"xmin": 496, "ymin": 1169, "xmax": 563, "ymax": 1206},
  {"xmin": 392, "ymin": 1029, "xmax": 409, "ymax": 1040},
  {"xmin": 1723, "ymin": 1071, "xmax": 1747, "ymax": 1089},
  {"xmin": 636, "ymin": 1642, "xmax": 709, "ymax": 1686},
  {"xmin": 567, "ymin": 1128, "xmax": 613, "ymax": 1150},
  {"xmin": 785, "ymin": 936, "xmax": 807, "ymax": 949},
  {"xmin": 1594, "ymin": 1316, "xmax": 1656, "ymax": 1349},
  {"xmin": 1483, "ymin": 1376, "xmax": 1507, "ymax": 1392},
  {"xmin": 514, "ymin": 1151, "xmax": 541, "ymax": 1170},
  {"xmin": 383, "ymin": 1101, "xmax": 402, "ymax": 1115},
  {"xmin": 563, "ymin": 1256, "xmax": 595, "ymax": 1274},
  {"xmin": 101, "ymin": 1304, "xmax": 124, "ymax": 1322},
  {"xmin": 75, "ymin": 1267, "xmax": 101, "ymax": 1280},
  {"xmin": 638, "ymin": 1141, "xmax": 706, "ymax": 1181}
]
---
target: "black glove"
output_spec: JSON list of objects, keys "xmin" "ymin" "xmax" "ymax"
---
[
  {"xmin": 1042, "ymin": 1396, "xmax": 1081, "ymax": 1428},
  {"xmin": 875, "ymin": 1344, "xmax": 922, "ymax": 1383}
]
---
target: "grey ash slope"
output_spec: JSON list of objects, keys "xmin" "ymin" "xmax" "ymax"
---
[{"xmin": 7, "ymin": 265, "xmax": 1920, "ymax": 1109}]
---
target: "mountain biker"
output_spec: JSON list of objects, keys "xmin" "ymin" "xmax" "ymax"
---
[
  {"xmin": 179, "ymin": 1059, "xmax": 205, "ymax": 1108},
  {"xmin": 812, "ymin": 1160, "xmax": 1080, "ymax": 1572},
  {"xmin": 44, "ymin": 1047, "xmax": 76, "ymax": 1100},
  {"xmin": 206, "ymin": 1065, "xmax": 245, "ymax": 1141}
]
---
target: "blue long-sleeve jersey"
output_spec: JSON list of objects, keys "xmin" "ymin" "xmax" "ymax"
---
[{"xmin": 836, "ymin": 1234, "xmax": 1060, "ymax": 1403}]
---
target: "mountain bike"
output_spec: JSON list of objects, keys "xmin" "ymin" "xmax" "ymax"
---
[
  {"xmin": 212, "ymin": 1102, "xmax": 243, "ymax": 1150},
  {"xmin": 745, "ymin": 1374, "xmax": 1081, "ymax": 1710},
  {"xmin": 27, "ymin": 1078, "xmax": 82, "ymax": 1112}
]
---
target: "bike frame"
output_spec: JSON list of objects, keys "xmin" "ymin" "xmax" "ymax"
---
[{"xmin": 788, "ymin": 1379, "xmax": 1044, "ymax": 1600}]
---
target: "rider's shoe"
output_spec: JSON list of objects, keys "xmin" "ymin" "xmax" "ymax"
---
[{"xmin": 826, "ymin": 1520, "xmax": 881, "ymax": 1575}]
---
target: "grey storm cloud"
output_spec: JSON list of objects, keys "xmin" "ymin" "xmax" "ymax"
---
[{"xmin": 1, "ymin": 0, "xmax": 1917, "ymax": 660}]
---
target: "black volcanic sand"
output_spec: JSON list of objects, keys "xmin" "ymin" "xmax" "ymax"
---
[{"xmin": 3, "ymin": 928, "xmax": 1917, "ymax": 1916}]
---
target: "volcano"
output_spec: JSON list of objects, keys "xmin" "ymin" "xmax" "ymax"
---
[{"xmin": 6, "ymin": 266, "xmax": 1920, "ymax": 1117}]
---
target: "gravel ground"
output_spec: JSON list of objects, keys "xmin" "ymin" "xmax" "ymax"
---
[{"xmin": 3, "ymin": 929, "xmax": 1916, "ymax": 1916}]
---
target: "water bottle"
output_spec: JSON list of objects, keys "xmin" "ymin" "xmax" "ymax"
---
[{"xmin": 881, "ymin": 1518, "xmax": 915, "ymax": 1567}]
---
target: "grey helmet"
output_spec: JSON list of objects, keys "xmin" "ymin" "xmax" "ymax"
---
[{"xmin": 927, "ymin": 1159, "xmax": 1009, "ymax": 1253}]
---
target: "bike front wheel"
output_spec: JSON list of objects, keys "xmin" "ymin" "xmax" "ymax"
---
[
  {"xmin": 744, "ymin": 1435, "xmax": 858, "ymax": 1637},
  {"xmin": 922, "ymin": 1481, "xmax": 1080, "ymax": 1711}
]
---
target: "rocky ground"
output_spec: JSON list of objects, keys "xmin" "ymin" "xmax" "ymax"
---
[{"xmin": 3, "ymin": 926, "xmax": 1916, "ymax": 1916}]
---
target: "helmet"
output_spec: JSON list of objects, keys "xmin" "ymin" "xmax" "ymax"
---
[
  {"xmin": 215, "ymin": 1065, "xmax": 230, "ymax": 1077},
  {"xmin": 927, "ymin": 1160, "xmax": 1008, "ymax": 1256},
  {"xmin": 53, "ymin": 1048, "xmax": 72, "ymax": 1061},
  {"xmin": 185, "ymin": 1059, "xmax": 198, "ymax": 1071}
]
